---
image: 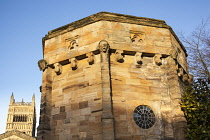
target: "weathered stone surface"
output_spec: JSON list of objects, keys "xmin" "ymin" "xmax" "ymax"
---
[
  {"xmin": 37, "ymin": 12, "xmax": 188, "ymax": 140},
  {"xmin": 79, "ymin": 101, "xmax": 88, "ymax": 109},
  {"xmin": 53, "ymin": 112, "xmax": 66, "ymax": 120}
]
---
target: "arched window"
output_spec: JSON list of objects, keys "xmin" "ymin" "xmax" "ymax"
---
[{"xmin": 13, "ymin": 115, "xmax": 27, "ymax": 122}]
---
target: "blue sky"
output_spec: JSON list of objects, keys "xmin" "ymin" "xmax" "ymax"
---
[{"xmin": 0, "ymin": 0, "xmax": 209, "ymax": 134}]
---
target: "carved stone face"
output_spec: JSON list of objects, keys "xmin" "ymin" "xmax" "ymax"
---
[
  {"xmin": 54, "ymin": 63, "xmax": 62, "ymax": 75},
  {"xmin": 170, "ymin": 50, "xmax": 178, "ymax": 59},
  {"xmin": 135, "ymin": 52, "xmax": 142, "ymax": 63},
  {"xmin": 38, "ymin": 59, "xmax": 47, "ymax": 71},
  {"xmin": 99, "ymin": 40, "xmax": 109, "ymax": 53}
]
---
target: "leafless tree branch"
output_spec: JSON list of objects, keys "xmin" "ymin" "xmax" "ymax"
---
[{"xmin": 180, "ymin": 17, "xmax": 210, "ymax": 81}]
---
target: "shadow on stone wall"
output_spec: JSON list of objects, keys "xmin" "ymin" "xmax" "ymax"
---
[{"xmin": 112, "ymin": 103, "xmax": 187, "ymax": 140}]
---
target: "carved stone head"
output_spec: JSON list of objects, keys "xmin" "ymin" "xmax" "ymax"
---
[
  {"xmin": 183, "ymin": 74, "xmax": 189, "ymax": 83},
  {"xmin": 70, "ymin": 58, "xmax": 77, "ymax": 70},
  {"xmin": 86, "ymin": 52, "xmax": 94, "ymax": 64},
  {"xmin": 188, "ymin": 74, "xmax": 194, "ymax": 83},
  {"xmin": 169, "ymin": 49, "xmax": 178, "ymax": 60},
  {"xmin": 54, "ymin": 62, "xmax": 62, "ymax": 75},
  {"xmin": 178, "ymin": 68, "xmax": 184, "ymax": 77},
  {"xmin": 38, "ymin": 59, "xmax": 48, "ymax": 71},
  {"xmin": 154, "ymin": 54, "xmax": 162, "ymax": 66},
  {"xmin": 135, "ymin": 52, "xmax": 142, "ymax": 64},
  {"xmin": 98, "ymin": 40, "xmax": 109, "ymax": 53}
]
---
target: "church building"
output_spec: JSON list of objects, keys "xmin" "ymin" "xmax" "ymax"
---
[{"xmin": 0, "ymin": 94, "xmax": 36, "ymax": 140}]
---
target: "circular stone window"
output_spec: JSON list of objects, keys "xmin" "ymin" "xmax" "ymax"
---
[{"xmin": 133, "ymin": 105, "xmax": 155, "ymax": 129}]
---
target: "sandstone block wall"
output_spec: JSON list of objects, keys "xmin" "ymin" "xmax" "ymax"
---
[{"xmin": 37, "ymin": 12, "xmax": 189, "ymax": 140}]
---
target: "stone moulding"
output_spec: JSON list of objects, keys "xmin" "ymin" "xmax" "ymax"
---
[
  {"xmin": 47, "ymin": 12, "xmax": 169, "ymax": 37},
  {"xmin": 42, "ymin": 41, "xmax": 191, "ymax": 84},
  {"xmin": 42, "ymin": 48, "xmax": 190, "ymax": 82}
]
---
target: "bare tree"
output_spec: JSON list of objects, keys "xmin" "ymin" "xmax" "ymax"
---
[{"xmin": 180, "ymin": 17, "xmax": 210, "ymax": 81}]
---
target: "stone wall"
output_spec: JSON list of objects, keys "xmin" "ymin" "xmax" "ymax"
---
[{"xmin": 37, "ymin": 12, "xmax": 189, "ymax": 140}]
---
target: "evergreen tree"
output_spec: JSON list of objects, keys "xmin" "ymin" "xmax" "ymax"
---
[{"xmin": 181, "ymin": 79, "xmax": 210, "ymax": 139}]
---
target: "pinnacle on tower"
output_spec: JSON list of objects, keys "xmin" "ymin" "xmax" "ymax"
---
[
  {"xmin": 10, "ymin": 93, "xmax": 14, "ymax": 105},
  {"xmin": 32, "ymin": 94, "xmax": 35, "ymax": 106}
]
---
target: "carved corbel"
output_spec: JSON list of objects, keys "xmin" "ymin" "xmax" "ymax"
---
[
  {"xmin": 98, "ymin": 40, "xmax": 110, "ymax": 53},
  {"xmin": 154, "ymin": 54, "xmax": 162, "ymax": 66},
  {"xmin": 54, "ymin": 62, "xmax": 62, "ymax": 75},
  {"xmin": 182, "ymin": 74, "xmax": 188, "ymax": 83},
  {"xmin": 70, "ymin": 58, "xmax": 77, "ymax": 70},
  {"xmin": 169, "ymin": 49, "xmax": 178, "ymax": 60},
  {"xmin": 135, "ymin": 52, "xmax": 142, "ymax": 64},
  {"xmin": 86, "ymin": 52, "xmax": 94, "ymax": 65},
  {"xmin": 175, "ymin": 64, "xmax": 179, "ymax": 70},
  {"xmin": 178, "ymin": 68, "xmax": 184, "ymax": 77},
  {"xmin": 38, "ymin": 59, "xmax": 48, "ymax": 71},
  {"xmin": 115, "ymin": 50, "xmax": 124, "ymax": 62},
  {"xmin": 188, "ymin": 74, "xmax": 194, "ymax": 83}
]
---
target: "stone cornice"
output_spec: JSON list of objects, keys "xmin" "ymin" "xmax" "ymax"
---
[
  {"xmin": 45, "ymin": 12, "xmax": 170, "ymax": 39},
  {"xmin": 42, "ymin": 11, "xmax": 186, "ymax": 55},
  {"xmin": 0, "ymin": 130, "xmax": 36, "ymax": 140}
]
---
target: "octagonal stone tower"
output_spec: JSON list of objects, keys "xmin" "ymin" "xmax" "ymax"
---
[{"xmin": 37, "ymin": 12, "xmax": 191, "ymax": 140}]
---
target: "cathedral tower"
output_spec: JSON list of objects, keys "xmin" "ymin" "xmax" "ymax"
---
[
  {"xmin": 6, "ymin": 93, "xmax": 36, "ymax": 137},
  {"xmin": 37, "ymin": 12, "xmax": 191, "ymax": 140}
]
